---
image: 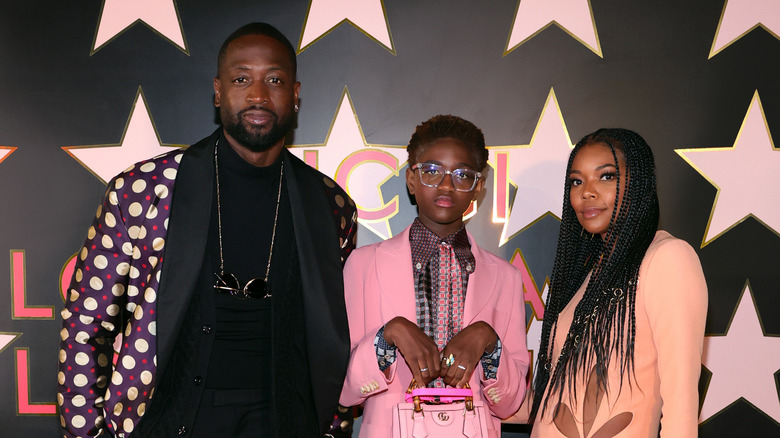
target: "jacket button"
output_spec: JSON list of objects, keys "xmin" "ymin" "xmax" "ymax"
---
[
  {"xmin": 177, "ymin": 425, "xmax": 187, "ymax": 435},
  {"xmin": 193, "ymin": 376, "xmax": 202, "ymax": 385},
  {"xmin": 202, "ymin": 325, "xmax": 211, "ymax": 334}
]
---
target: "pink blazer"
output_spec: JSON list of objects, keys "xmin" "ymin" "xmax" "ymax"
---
[{"xmin": 339, "ymin": 226, "xmax": 529, "ymax": 438}]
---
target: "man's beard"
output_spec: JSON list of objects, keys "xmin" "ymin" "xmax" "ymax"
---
[{"xmin": 222, "ymin": 107, "xmax": 296, "ymax": 152}]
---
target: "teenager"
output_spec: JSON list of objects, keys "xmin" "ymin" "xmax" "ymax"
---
[{"xmin": 339, "ymin": 115, "xmax": 529, "ymax": 438}]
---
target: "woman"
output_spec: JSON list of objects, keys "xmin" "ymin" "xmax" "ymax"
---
[{"xmin": 529, "ymin": 128, "xmax": 707, "ymax": 437}]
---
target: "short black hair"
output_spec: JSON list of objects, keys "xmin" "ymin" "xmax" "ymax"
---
[
  {"xmin": 217, "ymin": 22, "xmax": 297, "ymax": 77},
  {"xmin": 407, "ymin": 115, "xmax": 489, "ymax": 171}
]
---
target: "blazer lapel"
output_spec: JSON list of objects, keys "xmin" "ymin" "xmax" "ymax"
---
[
  {"xmin": 462, "ymin": 234, "xmax": 497, "ymax": 324},
  {"xmin": 377, "ymin": 227, "xmax": 494, "ymax": 325},
  {"xmin": 155, "ymin": 131, "xmax": 216, "ymax": 377},
  {"xmin": 376, "ymin": 227, "xmax": 417, "ymax": 322},
  {"xmin": 284, "ymin": 150, "xmax": 349, "ymax": 428}
]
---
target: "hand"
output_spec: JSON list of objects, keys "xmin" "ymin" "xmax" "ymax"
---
[
  {"xmin": 383, "ymin": 316, "xmax": 441, "ymax": 386},
  {"xmin": 440, "ymin": 321, "xmax": 498, "ymax": 388}
]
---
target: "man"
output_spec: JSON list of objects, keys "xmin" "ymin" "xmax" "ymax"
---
[{"xmin": 58, "ymin": 23, "xmax": 357, "ymax": 437}]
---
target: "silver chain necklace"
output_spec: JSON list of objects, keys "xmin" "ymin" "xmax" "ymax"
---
[{"xmin": 213, "ymin": 139, "xmax": 283, "ymax": 299}]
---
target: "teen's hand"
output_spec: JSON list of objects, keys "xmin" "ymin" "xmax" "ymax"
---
[
  {"xmin": 440, "ymin": 321, "xmax": 498, "ymax": 388},
  {"xmin": 383, "ymin": 316, "xmax": 441, "ymax": 386}
]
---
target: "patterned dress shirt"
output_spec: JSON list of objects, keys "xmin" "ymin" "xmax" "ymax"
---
[{"xmin": 375, "ymin": 218, "xmax": 501, "ymax": 381}]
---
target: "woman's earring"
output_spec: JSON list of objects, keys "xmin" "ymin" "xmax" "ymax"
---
[{"xmin": 294, "ymin": 104, "xmax": 299, "ymax": 112}]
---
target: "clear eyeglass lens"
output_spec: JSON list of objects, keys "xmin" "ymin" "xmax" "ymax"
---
[{"xmin": 416, "ymin": 163, "xmax": 478, "ymax": 191}]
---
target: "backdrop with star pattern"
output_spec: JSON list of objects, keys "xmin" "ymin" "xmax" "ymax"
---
[{"xmin": 1, "ymin": 1, "xmax": 779, "ymax": 436}]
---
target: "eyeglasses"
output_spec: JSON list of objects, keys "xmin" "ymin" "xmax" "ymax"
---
[
  {"xmin": 411, "ymin": 163, "xmax": 482, "ymax": 192},
  {"xmin": 214, "ymin": 272, "xmax": 271, "ymax": 300}
]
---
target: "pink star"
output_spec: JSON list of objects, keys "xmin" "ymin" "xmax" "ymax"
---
[
  {"xmin": 488, "ymin": 88, "xmax": 575, "ymax": 245},
  {"xmin": 0, "ymin": 333, "xmax": 21, "ymax": 356},
  {"xmin": 700, "ymin": 282, "xmax": 780, "ymax": 424},
  {"xmin": 0, "ymin": 146, "xmax": 16, "ymax": 166},
  {"xmin": 676, "ymin": 91, "xmax": 780, "ymax": 247},
  {"xmin": 709, "ymin": 0, "xmax": 780, "ymax": 58},
  {"xmin": 505, "ymin": 0, "xmax": 602, "ymax": 57},
  {"xmin": 92, "ymin": 0, "xmax": 187, "ymax": 54},
  {"xmin": 63, "ymin": 87, "xmax": 183, "ymax": 184},
  {"xmin": 298, "ymin": 0, "xmax": 394, "ymax": 54}
]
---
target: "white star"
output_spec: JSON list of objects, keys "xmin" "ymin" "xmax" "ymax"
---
[
  {"xmin": 505, "ymin": 0, "xmax": 602, "ymax": 57},
  {"xmin": 298, "ymin": 0, "xmax": 394, "ymax": 54},
  {"xmin": 92, "ymin": 0, "xmax": 187, "ymax": 54},
  {"xmin": 489, "ymin": 88, "xmax": 574, "ymax": 245},
  {"xmin": 0, "ymin": 146, "xmax": 16, "ymax": 166},
  {"xmin": 63, "ymin": 87, "xmax": 183, "ymax": 184},
  {"xmin": 700, "ymin": 282, "xmax": 780, "ymax": 424},
  {"xmin": 676, "ymin": 91, "xmax": 780, "ymax": 247},
  {"xmin": 0, "ymin": 332, "xmax": 21, "ymax": 356},
  {"xmin": 709, "ymin": 0, "xmax": 780, "ymax": 58},
  {"xmin": 510, "ymin": 248, "xmax": 549, "ymax": 376},
  {"xmin": 288, "ymin": 87, "xmax": 406, "ymax": 240}
]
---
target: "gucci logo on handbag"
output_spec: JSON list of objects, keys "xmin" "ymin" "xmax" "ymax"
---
[
  {"xmin": 432, "ymin": 409, "xmax": 455, "ymax": 427},
  {"xmin": 393, "ymin": 379, "xmax": 488, "ymax": 437}
]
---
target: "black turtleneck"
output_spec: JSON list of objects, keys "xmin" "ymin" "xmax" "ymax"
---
[{"xmin": 206, "ymin": 139, "xmax": 293, "ymax": 390}]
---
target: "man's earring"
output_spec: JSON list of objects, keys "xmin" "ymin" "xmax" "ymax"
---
[{"xmin": 294, "ymin": 104, "xmax": 299, "ymax": 112}]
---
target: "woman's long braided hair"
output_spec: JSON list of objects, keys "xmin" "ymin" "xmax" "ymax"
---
[{"xmin": 530, "ymin": 128, "xmax": 659, "ymax": 421}]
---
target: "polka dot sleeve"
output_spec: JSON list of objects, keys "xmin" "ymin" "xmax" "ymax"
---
[
  {"xmin": 58, "ymin": 175, "xmax": 135, "ymax": 437},
  {"xmin": 321, "ymin": 174, "xmax": 358, "ymax": 264},
  {"xmin": 58, "ymin": 151, "xmax": 182, "ymax": 438}
]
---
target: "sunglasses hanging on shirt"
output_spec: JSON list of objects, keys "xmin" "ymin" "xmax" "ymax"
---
[{"xmin": 212, "ymin": 140, "xmax": 282, "ymax": 300}]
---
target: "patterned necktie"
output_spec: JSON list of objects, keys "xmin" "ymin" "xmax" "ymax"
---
[{"xmin": 432, "ymin": 241, "xmax": 465, "ymax": 387}]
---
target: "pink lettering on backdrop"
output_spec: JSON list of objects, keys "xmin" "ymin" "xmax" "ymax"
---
[
  {"xmin": 15, "ymin": 348, "xmax": 56, "ymax": 414},
  {"xmin": 509, "ymin": 249, "xmax": 546, "ymax": 388},
  {"xmin": 509, "ymin": 249, "xmax": 545, "ymax": 320},
  {"xmin": 463, "ymin": 200, "xmax": 476, "ymax": 219},
  {"xmin": 493, "ymin": 152, "xmax": 509, "ymax": 222},
  {"xmin": 10, "ymin": 250, "xmax": 54, "ymax": 319},
  {"xmin": 303, "ymin": 150, "xmax": 318, "ymax": 167},
  {"xmin": 59, "ymin": 254, "xmax": 77, "ymax": 303},
  {"xmin": 336, "ymin": 149, "xmax": 399, "ymax": 221}
]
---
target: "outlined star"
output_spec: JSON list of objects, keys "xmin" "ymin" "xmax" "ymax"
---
[
  {"xmin": 0, "ymin": 146, "xmax": 16, "ymax": 166},
  {"xmin": 676, "ymin": 90, "xmax": 780, "ymax": 247},
  {"xmin": 0, "ymin": 332, "xmax": 21, "ymax": 356},
  {"xmin": 63, "ymin": 87, "xmax": 183, "ymax": 184},
  {"xmin": 288, "ymin": 87, "xmax": 406, "ymax": 240},
  {"xmin": 709, "ymin": 0, "xmax": 780, "ymax": 58},
  {"xmin": 92, "ymin": 0, "xmax": 188, "ymax": 54},
  {"xmin": 505, "ymin": 0, "xmax": 602, "ymax": 57},
  {"xmin": 489, "ymin": 88, "xmax": 574, "ymax": 245},
  {"xmin": 700, "ymin": 281, "xmax": 780, "ymax": 424},
  {"xmin": 298, "ymin": 0, "xmax": 395, "ymax": 54}
]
